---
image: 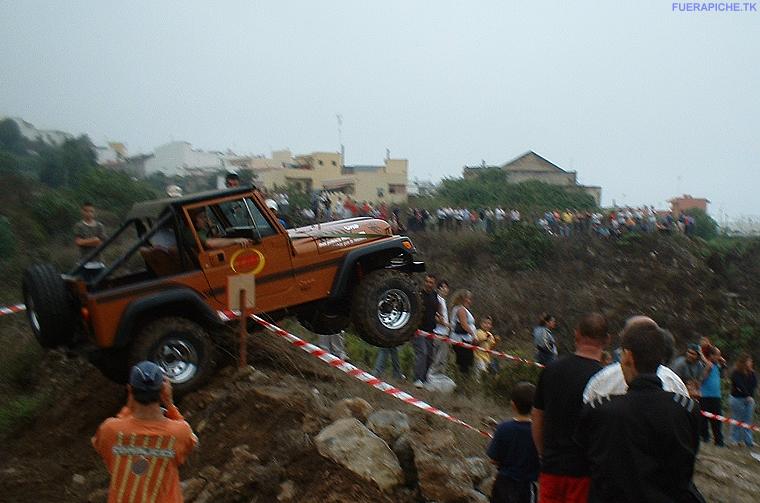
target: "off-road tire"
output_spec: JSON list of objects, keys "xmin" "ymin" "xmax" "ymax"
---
[
  {"xmin": 22, "ymin": 263, "xmax": 76, "ymax": 348},
  {"xmin": 351, "ymin": 269, "xmax": 422, "ymax": 347},
  {"xmin": 130, "ymin": 317, "xmax": 216, "ymax": 396}
]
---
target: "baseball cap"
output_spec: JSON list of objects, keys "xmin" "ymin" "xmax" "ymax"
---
[
  {"xmin": 687, "ymin": 343, "xmax": 701, "ymax": 352},
  {"xmin": 129, "ymin": 361, "xmax": 165, "ymax": 392}
]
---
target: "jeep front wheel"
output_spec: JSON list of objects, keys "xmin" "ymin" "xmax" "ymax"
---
[
  {"xmin": 130, "ymin": 317, "xmax": 216, "ymax": 395},
  {"xmin": 351, "ymin": 269, "xmax": 422, "ymax": 347}
]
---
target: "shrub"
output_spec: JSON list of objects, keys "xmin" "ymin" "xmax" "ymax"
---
[
  {"xmin": 481, "ymin": 359, "xmax": 542, "ymax": 404},
  {"xmin": 490, "ymin": 223, "xmax": 553, "ymax": 270},
  {"xmin": 30, "ymin": 191, "xmax": 80, "ymax": 236},
  {"xmin": 76, "ymin": 167, "xmax": 157, "ymax": 215},
  {"xmin": 0, "ymin": 394, "xmax": 48, "ymax": 439},
  {"xmin": 684, "ymin": 208, "xmax": 719, "ymax": 241},
  {"xmin": 431, "ymin": 170, "xmax": 597, "ymax": 215},
  {"xmin": 0, "ymin": 216, "xmax": 15, "ymax": 257}
]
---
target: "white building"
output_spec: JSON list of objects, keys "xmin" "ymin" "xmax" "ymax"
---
[
  {"xmin": 3, "ymin": 116, "xmax": 73, "ymax": 146},
  {"xmin": 95, "ymin": 142, "xmax": 127, "ymax": 165},
  {"xmin": 144, "ymin": 141, "xmax": 224, "ymax": 176}
]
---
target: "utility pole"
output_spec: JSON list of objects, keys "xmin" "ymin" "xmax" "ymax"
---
[{"xmin": 336, "ymin": 114, "xmax": 344, "ymax": 163}]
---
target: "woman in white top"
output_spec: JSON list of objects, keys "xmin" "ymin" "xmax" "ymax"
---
[
  {"xmin": 427, "ymin": 280, "xmax": 451, "ymax": 378},
  {"xmin": 449, "ymin": 289, "xmax": 477, "ymax": 374}
]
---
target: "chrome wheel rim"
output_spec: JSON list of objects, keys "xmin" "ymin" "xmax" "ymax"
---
[
  {"xmin": 377, "ymin": 289, "xmax": 412, "ymax": 330},
  {"xmin": 27, "ymin": 297, "xmax": 40, "ymax": 333},
  {"xmin": 153, "ymin": 337, "xmax": 199, "ymax": 384}
]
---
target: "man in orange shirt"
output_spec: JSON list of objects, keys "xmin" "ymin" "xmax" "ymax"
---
[{"xmin": 92, "ymin": 361, "xmax": 197, "ymax": 503}]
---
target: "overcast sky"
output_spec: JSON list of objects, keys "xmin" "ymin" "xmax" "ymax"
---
[{"xmin": 1, "ymin": 1, "xmax": 758, "ymax": 218}]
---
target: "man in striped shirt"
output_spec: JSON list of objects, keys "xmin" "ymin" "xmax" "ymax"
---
[{"xmin": 92, "ymin": 361, "xmax": 197, "ymax": 503}]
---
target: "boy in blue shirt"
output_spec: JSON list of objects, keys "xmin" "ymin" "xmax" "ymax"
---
[{"xmin": 487, "ymin": 381, "xmax": 540, "ymax": 503}]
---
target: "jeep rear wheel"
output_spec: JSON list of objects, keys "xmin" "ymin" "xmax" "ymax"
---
[
  {"xmin": 22, "ymin": 263, "xmax": 76, "ymax": 348},
  {"xmin": 130, "ymin": 317, "xmax": 216, "ymax": 395},
  {"xmin": 351, "ymin": 269, "xmax": 422, "ymax": 347}
]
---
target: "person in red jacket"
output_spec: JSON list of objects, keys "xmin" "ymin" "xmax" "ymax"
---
[{"xmin": 92, "ymin": 361, "xmax": 197, "ymax": 503}]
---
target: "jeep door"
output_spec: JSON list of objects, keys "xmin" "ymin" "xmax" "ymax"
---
[{"xmin": 184, "ymin": 195, "xmax": 294, "ymax": 313}]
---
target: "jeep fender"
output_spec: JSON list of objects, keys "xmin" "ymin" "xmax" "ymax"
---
[
  {"xmin": 329, "ymin": 238, "xmax": 425, "ymax": 300},
  {"xmin": 114, "ymin": 288, "xmax": 221, "ymax": 348}
]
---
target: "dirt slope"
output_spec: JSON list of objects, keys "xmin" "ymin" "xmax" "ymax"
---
[
  {"xmin": 411, "ymin": 232, "xmax": 760, "ymax": 359},
  {"xmin": 2, "ymin": 233, "xmax": 759, "ymax": 502}
]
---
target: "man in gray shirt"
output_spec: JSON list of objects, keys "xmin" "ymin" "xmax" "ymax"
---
[
  {"xmin": 671, "ymin": 343, "xmax": 707, "ymax": 398},
  {"xmin": 73, "ymin": 201, "xmax": 106, "ymax": 260}
]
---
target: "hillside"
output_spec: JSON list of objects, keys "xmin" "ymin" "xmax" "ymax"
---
[
  {"xmin": 411, "ymin": 230, "xmax": 760, "ymax": 360},
  {"xmin": 1, "ymin": 230, "xmax": 759, "ymax": 502}
]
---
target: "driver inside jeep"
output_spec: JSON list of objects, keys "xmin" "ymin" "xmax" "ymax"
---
[{"xmin": 188, "ymin": 207, "xmax": 252, "ymax": 250}]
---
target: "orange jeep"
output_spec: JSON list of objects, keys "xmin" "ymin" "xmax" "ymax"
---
[{"xmin": 22, "ymin": 186, "xmax": 425, "ymax": 393}]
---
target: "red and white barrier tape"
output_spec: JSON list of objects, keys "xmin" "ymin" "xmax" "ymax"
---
[
  {"xmin": 3, "ymin": 301, "xmax": 757, "ymax": 435},
  {"xmin": 0, "ymin": 303, "xmax": 26, "ymax": 316},
  {"xmin": 415, "ymin": 329, "xmax": 545, "ymax": 369},
  {"xmin": 217, "ymin": 309, "xmax": 492, "ymax": 438},
  {"xmin": 701, "ymin": 410, "xmax": 760, "ymax": 433}
]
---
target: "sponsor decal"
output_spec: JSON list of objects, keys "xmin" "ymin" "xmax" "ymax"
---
[{"xmin": 230, "ymin": 249, "xmax": 266, "ymax": 275}]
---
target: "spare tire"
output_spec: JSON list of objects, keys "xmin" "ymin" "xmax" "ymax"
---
[
  {"xmin": 22, "ymin": 263, "xmax": 76, "ymax": 348},
  {"xmin": 351, "ymin": 269, "xmax": 422, "ymax": 347}
]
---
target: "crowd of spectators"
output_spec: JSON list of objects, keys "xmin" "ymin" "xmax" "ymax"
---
[
  {"xmin": 382, "ymin": 279, "xmax": 755, "ymax": 502},
  {"xmin": 398, "ymin": 205, "xmax": 701, "ymax": 238}
]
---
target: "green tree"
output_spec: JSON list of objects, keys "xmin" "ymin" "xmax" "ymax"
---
[
  {"xmin": 0, "ymin": 151, "xmax": 19, "ymax": 175},
  {"xmin": 0, "ymin": 119, "xmax": 26, "ymax": 155},
  {"xmin": 76, "ymin": 167, "xmax": 157, "ymax": 215},
  {"xmin": 435, "ymin": 170, "xmax": 596, "ymax": 214},
  {"xmin": 0, "ymin": 216, "xmax": 16, "ymax": 257},
  {"xmin": 684, "ymin": 208, "xmax": 718, "ymax": 240},
  {"xmin": 39, "ymin": 154, "xmax": 66, "ymax": 188},
  {"xmin": 62, "ymin": 136, "xmax": 96, "ymax": 188},
  {"xmin": 490, "ymin": 222, "xmax": 553, "ymax": 270},
  {"xmin": 30, "ymin": 192, "xmax": 81, "ymax": 236}
]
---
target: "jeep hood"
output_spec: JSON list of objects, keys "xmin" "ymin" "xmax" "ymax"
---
[{"xmin": 288, "ymin": 217, "xmax": 393, "ymax": 253}]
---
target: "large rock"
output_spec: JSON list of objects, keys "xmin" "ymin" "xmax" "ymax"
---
[
  {"xmin": 392, "ymin": 434, "xmax": 418, "ymax": 487},
  {"xmin": 478, "ymin": 474, "xmax": 496, "ymax": 498},
  {"xmin": 366, "ymin": 409, "xmax": 411, "ymax": 444},
  {"xmin": 464, "ymin": 457, "xmax": 493, "ymax": 486},
  {"xmin": 330, "ymin": 397, "xmax": 374, "ymax": 422},
  {"xmin": 424, "ymin": 373, "xmax": 457, "ymax": 393},
  {"xmin": 411, "ymin": 430, "xmax": 487, "ymax": 503},
  {"xmin": 315, "ymin": 418, "xmax": 403, "ymax": 492}
]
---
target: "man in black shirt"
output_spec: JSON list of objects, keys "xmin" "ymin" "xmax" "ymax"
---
[
  {"xmin": 413, "ymin": 274, "xmax": 439, "ymax": 388},
  {"xmin": 575, "ymin": 321, "xmax": 705, "ymax": 503},
  {"xmin": 531, "ymin": 312, "xmax": 608, "ymax": 503}
]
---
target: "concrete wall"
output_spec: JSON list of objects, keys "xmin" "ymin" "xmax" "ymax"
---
[
  {"xmin": 246, "ymin": 151, "xmax": 408, "ymax": 204},
  {"xmin": 580, "ymin": 186, "xmax": 602, "ymax": 206},
  {"xmin": 504, "ymin": 170, "xmax": 577, "ymax": 186},
  {"xmin": 670, "ymin": 196, "xmax": 709, "ymax": 216}
]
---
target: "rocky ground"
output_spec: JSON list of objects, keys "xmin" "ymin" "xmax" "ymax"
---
[
  {"xmin": 1, "ymin": 325, "xmax": 759, "ymax": 503},
  {"xmin": 1, "ymin": 233, "xmax": 759, "ymax": 502}
]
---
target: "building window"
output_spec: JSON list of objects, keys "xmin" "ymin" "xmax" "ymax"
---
[
  {"xmin": 388, "ymin": 184, "xmax": 406, "ymax": 195},
  {"xmin": 332, "ymin": 160, "xmax": 337, "ymax": 166},
  {"xmin": 318, "ymin": 160, "xmax": 323, "ymax": 165}
]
